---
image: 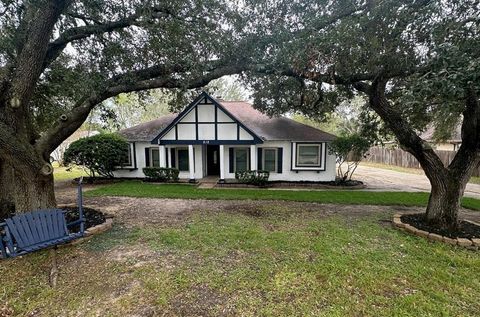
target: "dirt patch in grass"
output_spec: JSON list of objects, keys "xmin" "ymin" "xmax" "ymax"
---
[{"xmin": 169, "ymin": 284, "xmax": 233, "ymax": 317}]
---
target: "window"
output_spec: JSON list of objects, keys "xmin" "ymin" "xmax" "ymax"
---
[
  {"xmin": 122, "ymin": 143, "xmax": 133, "ymax": 166},
  {"xmin": 150, "ymin": 148, "xmax": 160, "ymax": 167},
  {"xmin": 263, "ymin": 148, "xmax": 277, "ymax": 172},
  {"xmin": 297, "ymin": 144, "xmax": 321, "ymax": 166},
  {"xmin": 177, "ymin": 148, "xmax": 189, "ymax": 171},
  {"xmin": 234, "ymin": 148, "xmax": 249, "ymax": 172}
]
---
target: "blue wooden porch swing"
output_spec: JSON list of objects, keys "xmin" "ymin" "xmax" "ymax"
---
[{"xmin": 0, "ymin": 178, "xmax": 86, "ymax": 259}]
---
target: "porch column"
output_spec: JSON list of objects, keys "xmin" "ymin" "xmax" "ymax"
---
[
  {"xmin": 167, "ymin": 147, "xmax": 172, "ymax": 168},
  {"xmin": 159, "ymin": 145, "xmax": 166, "ymax": 168},
  {"xmin": 188, "ymin": 144, "xmax": 195, "ymax": 182},
  {"xmin": 250, "ymin": 144, "xmax": 256, "ymax": 171},
  {"xmin": 219, "ymin": 144, "xmax": 225, "ymax": 182}
]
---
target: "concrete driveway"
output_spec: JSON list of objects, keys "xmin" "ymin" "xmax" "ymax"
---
[{"xmin": 355, "ymin": 164, "xmax": 480, "ymax": 198}]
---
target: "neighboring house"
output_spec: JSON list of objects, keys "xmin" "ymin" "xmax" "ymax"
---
[
  {"xmin": 114, "ymin": 92, "xmax": 336, "ymax": 182},
  {"xmin": 51, "ymin": 129, "xmax": 99, "ymax": 163},
  {"xmin": 419, "ymin": 124, "xmax": 462, "ymax": 151}
]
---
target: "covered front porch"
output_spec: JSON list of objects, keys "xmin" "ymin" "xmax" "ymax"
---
[{"xmin": 157, "ymin": 143, "xmax": 260, "ymax": 183}]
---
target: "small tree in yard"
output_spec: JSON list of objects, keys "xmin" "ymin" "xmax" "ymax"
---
[
  {"xmin": 329, "ymin": 135, "xmax": 370, "ymax": 183},
  {"xmin": 64, "ymin": 134, "xmax": 129, "ymax": 178}
]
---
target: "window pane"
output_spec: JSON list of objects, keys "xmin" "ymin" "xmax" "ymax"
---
[
  {"xmin": 123, "ymin": 145, "xmax": 132, "ymax": 166},
  {"xmin": 151, "ymin": 149, "xmax": 160, "ymax": 167},
  {"xmin": 178, "ymin": 149, "xmax": 189, "ymax": 171},
  {"xmin": 298, "ymin": 145, "xmax": 320, "ymax": 165},
  {"xmin": 235, "ymin": 149, "xmax": 248, "ymax": 172},
  {"xmin": 263, "ymin": 149, "xmax": 276, "ymax": 172}
]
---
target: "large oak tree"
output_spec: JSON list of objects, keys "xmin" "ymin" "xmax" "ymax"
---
[
  {"xmin": 245, "ymin": 0, "xmax": 480, "ymax": 230},
  {"xmin": 0, "ymin": 0, "xmax": 255, "ymax": 216}
]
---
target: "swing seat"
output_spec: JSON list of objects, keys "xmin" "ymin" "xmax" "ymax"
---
[{"xmin": 0, "ymin": 209, "xmax": 84, "ymax": 258}]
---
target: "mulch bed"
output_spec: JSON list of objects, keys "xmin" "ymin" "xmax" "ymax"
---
[
  {"xmin": 401, "ymin": 213, "xmax": 480, "ymax": 239},
  {"xmin": 63, "ymin": 207, "xmax": 106, "ymax": 231},
  {"xmin": 217, "ymin": 180, "xmax": 365, "ymax": 189}
]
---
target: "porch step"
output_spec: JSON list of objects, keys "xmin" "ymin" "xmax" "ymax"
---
[{"xmin": 198, "ymin": 182, "xmax": 217, "ymax": 189}]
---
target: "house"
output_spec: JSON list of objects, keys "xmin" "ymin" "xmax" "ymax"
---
[
  {"xmin": 419, "ymin": 123, "xmax": 462, "ymax": 151},
  {"xmin": 114, "ymin": 92, "xmax": 336, "ymax": 182}
]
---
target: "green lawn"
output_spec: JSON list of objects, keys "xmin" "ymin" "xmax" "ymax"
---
[
  {"xmin": 1, "ymin": 210, "xmax": 479, "ymax": 316},
  {"xmin": 53, "ymin": 166, "xmax": 88, "ymax": 181},
  {"xmin": 86, "ymin": 181, "xmax": 480, "ymax": 211}
]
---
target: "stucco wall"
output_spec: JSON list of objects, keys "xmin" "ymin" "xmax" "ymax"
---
[
  {"xmin": 113, "ymin": 141, "xmax": 336, "ymax": 182},
  {"xmin": 112, "ymin": 142, "xmax": 203, "ymax": 179},
  {"xmin": 223, "ymin": 141, "xmax": 336, "ymax": 182}
]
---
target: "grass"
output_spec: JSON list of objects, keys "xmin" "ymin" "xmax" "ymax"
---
[
  {"xmin": 53, "ymin": 165, "xmax": 88, "ymax": 181},
  {"xmin": 1, "ymin": 209, "xmax": 479, "ymax": 316},
  {"xmin": 361, "ymin": 161, "xmax": 480, "ymax": 184},
  {"xmin": 86, "ymin": 181, "xmax": 480, "ymax": 211}
]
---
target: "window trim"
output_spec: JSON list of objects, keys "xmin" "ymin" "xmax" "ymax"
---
[
  {"xmin": 296, "ymin": 144, "xmax": 322, "ymax": 167},
  {"xmin": 291, "ymin": 142, "xmax": 326, "ymax": 171},
  {"xmin": 175, "ymin": 147, "xmax": 189, "ymax": 171},
  {"xmin": 233, "ymin": 147, "xmax": 250, "ymax": 172},
  {"xmin": 117, "ymin": 143, "xmax": 136, "ymax": 169},
  {"xmin": 149, "ymin": 148, "xmax": 160, "ymax": 167},
  {"xmin": 262, "ymin": 148, "xmax": 278, "ymax": 173}
]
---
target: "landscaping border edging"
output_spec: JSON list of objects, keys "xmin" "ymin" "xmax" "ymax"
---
[{"xmin": 392, "ymin": 213, "xmax": 480, "ymax": 250}]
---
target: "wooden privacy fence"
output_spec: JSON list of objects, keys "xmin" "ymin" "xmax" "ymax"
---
[{"xmin": 366, "ymin": 146, "xmax": 480, "ymax": 177}]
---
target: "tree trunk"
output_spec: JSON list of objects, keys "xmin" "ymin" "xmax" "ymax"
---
[
  {"xmin": 361, "ymin": 78, "xmax": 480, "ymax": 231},
  {"xmin": 424, "ymin": 171, "xmax": 467, "ymax": 231},
  {"xmin": 0, "ymin": 159, "xmax": 15, "ymax": 219},
  {"xmin": 0, "ymin": 158, "xmax": 56, "ymax": 216}
]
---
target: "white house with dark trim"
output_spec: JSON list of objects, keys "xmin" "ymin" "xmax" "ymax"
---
[{"xmin": 114, "ymin": 92, "xmax": 336, "ymax": 182}]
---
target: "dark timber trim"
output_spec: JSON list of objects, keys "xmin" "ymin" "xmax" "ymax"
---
[
  {"xmin": 195, "ymin": 106, "xmax": 199, "ymax": 140},
  {"xmin": 151, "ymin": 91, "xmax": 263, "ymax": 144},
  {"xmin": 159, "ymin": 140, "xmax": 256, "ymax": 145}
]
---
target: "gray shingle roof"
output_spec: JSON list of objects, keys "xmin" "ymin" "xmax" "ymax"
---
[
  {"xmin": 118, "ymin": 114, "xmax": 176, "ymax": 142},
  {"xmin": 221, "ymin": 101, "xmax": 336, "ymax": 142},
  {"xmin": 118, "ymin": 101, "xmax": 336, "ymax": 142}
]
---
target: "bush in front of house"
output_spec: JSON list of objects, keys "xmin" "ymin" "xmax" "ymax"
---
[
  {"xmin": 64, "ymin": 133, "xmax": 129, "ymax": 178},
  {"xmin": 143, "ymin": 167, "xmax": 180, "ymax": 182},
  {"xmin": 235, "ymin": 170, "xmax": 270, "ymax": 186},
  {"xmin": 328, "ymin": 133, "xmax": 371, "ymax": 183}
]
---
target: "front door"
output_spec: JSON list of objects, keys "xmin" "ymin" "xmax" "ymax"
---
[{"xmin": 206, "ymin": 145, "xmax": 220, "ymax": 176}]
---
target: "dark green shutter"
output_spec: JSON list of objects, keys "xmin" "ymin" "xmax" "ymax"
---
[
  {"xmin": 171, "ymin": 149, "xmax": 176, "ymax": 168},
  {"xmin": 145, "ymin": 148, "xmax": 150, "ymax": 167},
  {"xmin": 248, "ymin": 148, "xmax": 251, "ymax": 170},
  {"xmin": 257, "ymin": 148, "xmax": 262, "ymax": 170},
  {"xmin": 277, "ymin": 148, "xmax": 283, "ymax": 173},
  {"xmin": 229, "ymin": 147, "xmax": 234, "ymax": 173}
]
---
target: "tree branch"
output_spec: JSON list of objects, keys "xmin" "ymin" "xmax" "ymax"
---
[
  {"xmin": 35, "ymin": 62, "xmax": 247, "ymax": 155},
  {"xmin": 364, "ymin": 77, "xmax": 447, "ymax": 181},
  {"xmin": 8, "ymin": 0, "xmax": 71, "ymax": 138},
  {"xmin": 44, "ymin": 5, "xmax": 180, "ymax": 67},
  {"xmin": 448, "ymin": 88, "xmax": 480, "ymax": 181}
]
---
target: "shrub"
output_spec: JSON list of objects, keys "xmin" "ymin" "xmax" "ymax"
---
[
  {"xmin": 143, "ymin": 167, "xmax": 179, "ymax": 182},
  {"xmin": 328, "ymin": 134, "xmax": 371, "ymax": 183},
  {"xmin": 235, "ymin": 170, "xmax": 270, "ymax": 186},
  {"xmin": 64, "ymin": 133, "xmax": 129, "ymax": 178}
]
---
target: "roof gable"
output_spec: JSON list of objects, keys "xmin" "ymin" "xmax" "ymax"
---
[{"xmin": 151, "ymin": 92, "xmax": 263, "ymax": 144}]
